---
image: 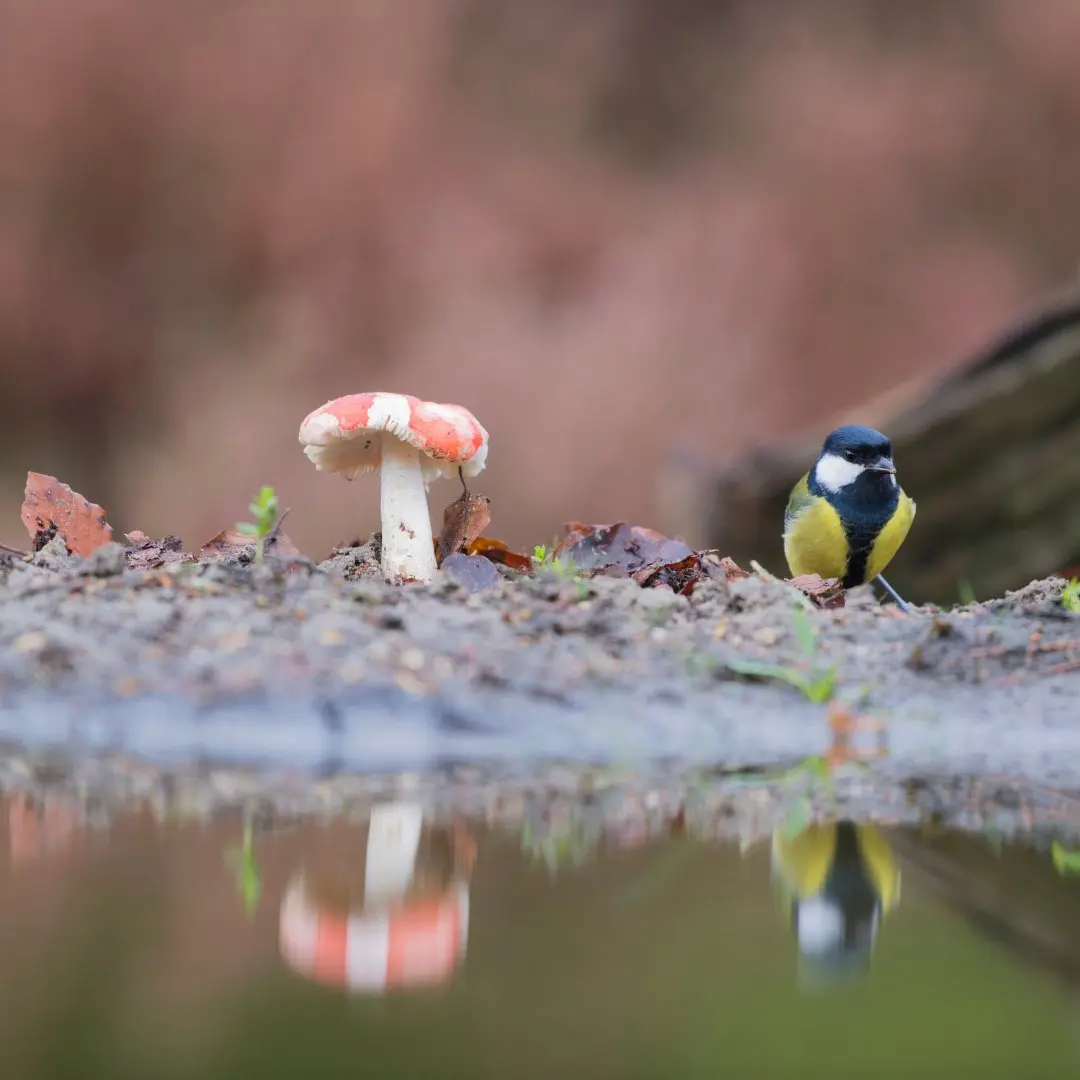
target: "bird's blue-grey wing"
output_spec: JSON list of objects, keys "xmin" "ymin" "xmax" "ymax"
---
[{"xmin": 784, "ymin": 473, "xmax": 815, "ymax": 529}]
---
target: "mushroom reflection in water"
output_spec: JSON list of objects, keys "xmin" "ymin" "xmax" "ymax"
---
[
  {"xmin": 279, "ymin": 803, "xmax": 474, "ymax": 994},
  {"xmin": 771, "ymin": 820, "xmax": 900, "ymax": 986}
]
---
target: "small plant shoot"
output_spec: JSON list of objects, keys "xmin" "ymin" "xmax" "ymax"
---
[
  {"xmin": 1061, "ymin": 579, "xmax": 1080, "ymax": 614},
  {"xmin": 224, "ymin": 819, "xmax": 262, "ymax": 916},
  {"xmin": 726, "ymin": 605, "xmax": 838, "ymax": 703},
  {"xmin": 531, "ymin": 543, "xmax": 581, "ymax": 579},
  {"xmin": 236, "ymin": 485, "xmax": 280, "ymax": 562}
]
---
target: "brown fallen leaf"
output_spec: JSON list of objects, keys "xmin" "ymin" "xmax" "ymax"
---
[
  {"xmin": 201, "ymin": 527, "xmax": 258, "ymax": 559},
  {"xmin": 440, "ymin": 552, "xmax": 503, "ymax": 593},
  {"xmin": 553, "ymin": 521, "xmax": 593, "ymax": 557},
  {"xmin": 554, "ymin": 521, "xmax": 694, "ymax": 575},
  {"xmin": 712, "ymin": 556, "xmax": 752, "ymax": 582},
  {"xmin": 468, "ymin": 537, "xmax": 507, "ymax": 555},
  {"xmin": 788, "ymin": 573, "xmax": 845, "ymax": 609},
  {"xmin": 435, "ymin": 492, "xmax": 492, "ymax": 566},
  {"xmin": 20, "ymin": 472, "xmax": 113, "ymax": 556},
  {"xmin": 200, "ymin": 527, "xmax": 302, "ymax": 560},
  {"xmin": 123, "ymin": 531, "xmax": 195, "ymax": 571},
  {"xmin": 200, "ymin": 510, "xmax": 301, "ymax": 561},
  {"xmin": 468, "ymin": 537, "xmax": 533, "ymax": 573},
  {"xmin": 633, "ymin": 553, "xmax": 706, "ymax": 596}
]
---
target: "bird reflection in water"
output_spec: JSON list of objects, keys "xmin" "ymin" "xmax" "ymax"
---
[
  {"xmin": 279, "ymin": 803, "xmax": 475, "ymax": 995},
  {"xmin": 771, "ymin": 820, "xmax": 900, "ymax": 987}
]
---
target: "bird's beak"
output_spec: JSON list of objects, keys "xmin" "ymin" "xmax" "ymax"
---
[{"xmin": 869, "ymin": 456, "xmax": 896, "ymax": 474}]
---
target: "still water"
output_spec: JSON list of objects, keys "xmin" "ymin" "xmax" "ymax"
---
[{"xmin": 2, "ymin": 792, "xmax": 1080, "ymax": 1079}]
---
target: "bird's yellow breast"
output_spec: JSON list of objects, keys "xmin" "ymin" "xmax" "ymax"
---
[
  {"xmin": 783, "ymin": 491, "xmax": 850, "ymax": 581},
  {"xmin": 865, "ymin": 492, "xmax": 916, "ymax": 581},
  {"xmin": 783, "ymin": 475, "xmax": 916, "ymax": 586}
]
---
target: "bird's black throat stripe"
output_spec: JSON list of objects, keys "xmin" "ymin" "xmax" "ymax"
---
[
  {"xmin": 808, "ymin": 468, "xmax": 899, "ymax": 588},
  {"xmin": 840, "ymin": 520, "xmax": 879, "ymax": 590}
]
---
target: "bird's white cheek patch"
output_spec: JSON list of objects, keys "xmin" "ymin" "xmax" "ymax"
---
[
  {"xmin": 796, "ymin": 895, "xmax": 844, "ymax": 955},
  {"xmin": 814, "ymin": 453, "xmax": 864, "ymax": 493}
]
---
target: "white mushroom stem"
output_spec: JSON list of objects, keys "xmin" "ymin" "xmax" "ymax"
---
[
  {"xmin": 379, "ymin": 437, "xmax": 437, "ymax": 583},
  {"xmin": 364, "ymin": 802, "xmax": 424, "ymax": 907}
]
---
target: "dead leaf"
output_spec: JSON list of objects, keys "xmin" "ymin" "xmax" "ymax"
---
[
  {"xmin": 200, "ymin": 509, "xmax": 301, "ymax": 561},
  {"xmin": 633, "ymin": 553, "xmax": 706, "ymax": 596},
  {"xmin": 468, "ymin": 537, "xmax": 533, "ymax": 573},
  {"xmin": 788, "ymin": 573, "xmax": 845, "ymax": 609},
  {"xmin": 553, "ymin": 521, "xmax": 593, "ymax": 557},
  {"xmin": 20, "ymin": 472, "xmax": 113, "ymax": 557},
  {"xmin": 711, "ymin": 555, "xmax": 752, "ymax": 582},
  {"xmin": 468, "ymin": 537, "xmax": 507, "ymax": 554},
  {"xmin": 201, "ymin": 527, "xmax": 258, "ymax": 559},
  {"xmin": 555, "ymin": 521, "xmax": 695, "ymax": 575},
  {"xmin": 436, "ymin": 493, "xmax": 491, "ymax": 566},
  {"xmin": 123, "ymin": 532, "xmax": 195, "ymax": 571},
  {"xmin": 439, "ymin": 552, "xmax": 502, "ymax": 593}
]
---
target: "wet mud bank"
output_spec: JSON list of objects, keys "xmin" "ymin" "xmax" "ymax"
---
[{"xmin": 0, "ymin": 539, "xmax": 1078, "ymax": 798}]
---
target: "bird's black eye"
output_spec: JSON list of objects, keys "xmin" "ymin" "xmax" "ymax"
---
[{"xmin": 842, "ymin": 449, "xmax": 857, "ymax": 462}]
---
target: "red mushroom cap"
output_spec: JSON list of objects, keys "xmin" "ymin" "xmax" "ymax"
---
[
  {"xmin": 299, "ymin": 392, "xmax": 489, "ymax": 483},
  {"xmin": 280, "ymin": 876, "xmax": 469, "ymax": 993}
]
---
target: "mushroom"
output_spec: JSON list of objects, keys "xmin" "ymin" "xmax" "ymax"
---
[
  {"xmin": 299, "ymin": 392, "xmax": 489, "ymax": 583},
  {"xmin": 278, "ymin": 804, "xmax": 473, "ymax": 994}
]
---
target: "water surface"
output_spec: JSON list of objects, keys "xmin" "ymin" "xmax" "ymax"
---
[{"xmin": 1, "ymin": 794, "xmax": 1079, "ymax": 1079}]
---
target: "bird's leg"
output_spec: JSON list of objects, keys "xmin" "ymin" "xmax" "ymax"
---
[{"xmin": 875, "ymin": 574, "xmax": 913, "ymax": 614}]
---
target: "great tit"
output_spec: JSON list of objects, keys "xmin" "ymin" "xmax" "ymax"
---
[
  {"xmin": 771, "ymin": 821, "xmax": 901, "ymax": 985},
  {"xmin": 783, "ymin": 425, "xmax": 916, "ymax": 611}
]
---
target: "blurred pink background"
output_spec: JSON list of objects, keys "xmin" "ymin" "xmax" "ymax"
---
[{"xmin": 1, "ymin": 0, "xmax": 1078, "ymax": 557}]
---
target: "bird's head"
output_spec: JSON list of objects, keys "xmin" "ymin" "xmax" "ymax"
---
[{"xmin": 812, "ymin": 425, "xmax": 898, "ymax": 499}]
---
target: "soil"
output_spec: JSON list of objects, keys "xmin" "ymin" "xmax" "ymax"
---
[{"xmin": 1, "ymin": 534, "xmax": 1078, "ymax": 804}]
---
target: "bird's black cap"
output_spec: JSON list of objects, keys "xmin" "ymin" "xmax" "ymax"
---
[{"xmin": 821, "ymin": 425, "xmax": 892, "ymax": 465}]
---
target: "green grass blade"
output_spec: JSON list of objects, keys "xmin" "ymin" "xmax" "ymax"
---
[
  {"xmin": 781, "ymin": 797, "xmax": 812, "ymax": 841},
  {"xmin": 806, "ymin": 668, "xmax": 837, "ymax": 704},
  {"xmin": 1052, "ymin": 841, "xmax": 1080, "ymax": 874},
  {"xmin": 726, "ymin": 659, "xmax": 811, "ymax": 695},
  {"xmin": 792, "ymin": 606, "xmax": 817, "ymax": 659}
]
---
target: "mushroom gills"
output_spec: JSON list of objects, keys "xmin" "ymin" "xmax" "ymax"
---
[{"xmin": 379, "ymin": 436, "xmax": 437, "ymax": 582}]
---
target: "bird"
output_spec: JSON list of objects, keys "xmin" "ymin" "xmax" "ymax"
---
[
  {"xmin": 771, "ymin": 820, "xmax": 901, "ymax": 983},
  {"xmin": 783, "ymin": 425, "xmax": 916, "ymax": 611}
]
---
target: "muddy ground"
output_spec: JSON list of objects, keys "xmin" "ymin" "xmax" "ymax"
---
[{"xmin": 0, "ymin": 535, "xmax": 1078, "ymax": 827}]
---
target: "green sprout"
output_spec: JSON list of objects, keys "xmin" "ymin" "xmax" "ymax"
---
[
  {"xmin": 521, "ymin": 817, "xmax": 602, "ymax": 876},
  {"xmin": 725, "ymin": 605, "xmax": 838, "ymax": 703},
  {"xmin": 957, "ymin": 579, "xmax": 977, "ymax": 606},
  {"xmin": 531, "ymin": 543, "xmax": 582, "ymax": 579},
  {"xmin": 235, "ymin": 485, "xmax": 280, "ymax": 562},
  {"xmin": 1051, "ymin": 841, "xmax": 1080, "ymax": 876},
  {"xmin": 777, "ymin": 754, "xmax": 842, "ymax": 840},
  {"xmin": 224, "ymin": 820, "xmax": 262, "ymax": 916},
  {"xmin": 1061, "ymin": 579, "xmax": 1080, "ymax": 613}
]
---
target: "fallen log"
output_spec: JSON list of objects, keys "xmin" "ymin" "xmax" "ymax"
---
[{"xmin": 698, "ymin": 288, "xmax": 1080, "ymax": 605}]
